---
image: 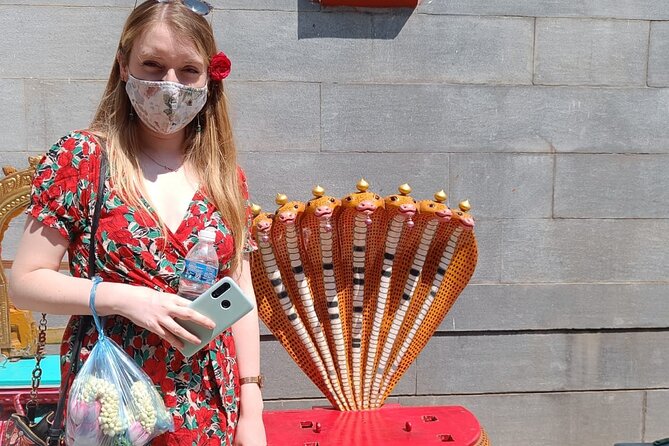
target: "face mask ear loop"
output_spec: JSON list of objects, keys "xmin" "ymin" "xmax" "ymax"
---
[{"xmin": 196, "ymin": 113, "xmax": 202, "ymax": 133}]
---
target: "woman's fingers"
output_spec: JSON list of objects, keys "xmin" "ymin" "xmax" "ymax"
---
[
  {"xmin": 170, "ymin": 305, "xmax": 216, "ymax": 330},
  {"xmin": 161, "ymin": 331, "xmax": 185, "ymax": 350},
  {"xmin": 162, "ymin": 317, "xmax": 202, "ymax": 346},
  {"xmin": 171, "ymin": 295, "xmax": 191, "ymax": 307},
  {"xmin": 147, "ymin": 321, "xmax": 185, "ymax": 350},
  {"xmin": 129, "ymin": 289, "xmax": 217, "ymax": 348}
]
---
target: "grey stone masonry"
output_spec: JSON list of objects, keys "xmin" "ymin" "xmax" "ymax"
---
[
  {"xmin": 535, "ymin": 18, "xmax": 649, "ymax": 86},
  {"xmin": 645, "ymin": 390, "xmax": 669, "ymax": 441},
  {"xmin": 214, "ymin": 10, "xmax": 533, "ymax": 84},
  {"xmin": 463, "ymin": 219, "xmax": 502, "ymax": 284},
  {"xmin": 501, "ymin": 219, "xmax": 669, "ymax": 283},
  {"xmin": 213, "ymin": 9, "xmax": 375, "ymax": 83},
  {"xmin": 321, "ymin": 84, "xmax": 669, "ymax": 153},
  {"xmin": 261, "ymin": 338, "xmax": 417, "ymax": 400},
  {"xmin": 0, "ymin": 0, "xmax": 129, "ymax": 5},
  {"xmin": 554, "ymin": 154, "xmax": 669, "ymax": 219},
  {"xmin": 226, "ymin": 82, "xmax": 321, "ymax": 153},
  {"xmin": 442, "ymin": 283, "xmax": 669, "ymax": 331},
  {"xmin": 0, "ymin": 79, "xmax": 26, "ymax": 151},
  {"xmin": 367, "ymin": 14, "xmax": 533, "ymax": 84},
  {"xmin": 649, "ymin": 21, "xmax": 669, "ymax": 87},
  {"xmin": 2, "ymin": 2, "xmax": 669, "ymax": 443},
  {"xmin": 23, "ymin": 80, "xmax": 106, "ymax": 153},
  {"xmin": 399, "ymin": 392, "xmax": 645, "ymax": 446},
  {"xmin": 417, "ymin": 332, "xmax": 669, "ymax": 394},
  {"xmin": 238, "ymin": 152, "xmax": 450, "ymax": 210},
  {"xmin": 220, "ymin": 1, "xmax": 320, "ymax": 11},
  {"xmin": 0, "ymin": 5, "xmax": 125, "ymax": 79},
  {"xmin": 419, "ymin": 1, "xmax": 669, "ymax": 20},
  {"xmin": 0, "ymin": 1, "xmax": 316, "ymax": 10},
  {"xmin": 449, "ymin": 154, "xmax": 553, "ymax": 218}
]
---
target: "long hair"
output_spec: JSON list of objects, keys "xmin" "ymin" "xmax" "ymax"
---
[{"xmin": 89, "ymin": 0, "xmax": 247, "ymax": 273}]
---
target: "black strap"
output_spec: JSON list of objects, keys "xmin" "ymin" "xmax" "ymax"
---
[{"xmin": 47, "ymin": 150, "xmax": 107, "ymax": 445}]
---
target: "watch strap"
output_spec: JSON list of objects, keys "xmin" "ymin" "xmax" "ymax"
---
[{"xmin": 239, "ymin": 375, "xmax": 264, "ymax": 389}]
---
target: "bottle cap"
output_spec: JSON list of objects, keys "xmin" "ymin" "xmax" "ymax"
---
[{"xmin": 198, "ymin": 227, "xmax": 217, "ymax": 242}]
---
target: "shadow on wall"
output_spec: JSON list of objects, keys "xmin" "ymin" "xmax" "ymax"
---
[{"xmin": 297, "ymin": 0, "xmax": 415, "ymax": 39}]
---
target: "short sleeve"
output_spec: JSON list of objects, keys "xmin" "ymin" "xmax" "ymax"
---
[
  {"xmin": 237, "ymin": 166, "xmax": 258, "ymax": 254},
  {"xmin": 27, "ymin": 132, "xmax": 98, "ymax": 242}
]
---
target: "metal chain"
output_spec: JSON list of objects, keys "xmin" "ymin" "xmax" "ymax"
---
[{"xmin": 29, "ymin": 312, "xmax": 48, "ymax": 407}]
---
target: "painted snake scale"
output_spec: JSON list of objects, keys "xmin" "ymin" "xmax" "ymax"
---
[{"xmin": 250, "ymin": 180, "xmax": 478, "ymax": 412}]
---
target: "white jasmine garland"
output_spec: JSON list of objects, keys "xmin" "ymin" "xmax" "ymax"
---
[
  {"xmin": 79, "ymin": 375, "xmax": 126, "ymax": 437},
  {"xmin": 130, "ymin": 381, "xmax": 157, "ymax": 431}
]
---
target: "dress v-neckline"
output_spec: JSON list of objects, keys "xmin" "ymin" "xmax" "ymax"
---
[{"xmin": 140, "ymin": 187, "xmax": 202, "ymax": 239}]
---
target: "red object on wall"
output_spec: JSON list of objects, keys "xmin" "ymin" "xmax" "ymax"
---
[
  {"xmin": 264, "ymin": 404, "xmax": 482, "ymax": 445},
  {"xmin": 319, "ymin": 0, "xmax": 419, "ymax": 7}
]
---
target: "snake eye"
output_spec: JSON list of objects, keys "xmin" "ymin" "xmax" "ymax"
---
[
  {"xmin": 429, "ymin": 204, "xmax": 435, "ymax": 208},
  {"xmin": 329, "ymin": 198, "xmax": 336, "ymax": 203},
  {"xmin": 307, "ymin": 202, "xmax": 311, "ymax": 207},
  {"xmin": 413, "ymin": 199, "xmax": 417, "ymax": 204},
  {"xmin": 294, "ymin": 204, "xmax": 299, "ymax": 209},
  {"xmin": 374, "ymin": 195, "xmax": 380, "ymax": 200},
  {"xmin": 457, "ymin": 212, "xmax": 463, "ymax": 216},
  {"xmin": 346, "ymin": 197, "xmax": 352, "ymax": 201},
  {"xmin": 390, "ymin": 196, "xmax": 398, "ymax": 202}
]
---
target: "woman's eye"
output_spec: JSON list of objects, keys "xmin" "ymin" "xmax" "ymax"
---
[
  {"xmin": 142, "ymin": 61, "xmax": 161, "ymax": 68},
  {"xmin": 184, "ymin": 67, "xmax": 200, "ymax": 74}
]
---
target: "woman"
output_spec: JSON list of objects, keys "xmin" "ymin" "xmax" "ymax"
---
[{"xmin": 9, "ymin": 1, "xmax": 266, "ymax": 445}]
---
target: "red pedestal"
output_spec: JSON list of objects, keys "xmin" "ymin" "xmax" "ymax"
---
[{"xmin": 264, "ymin": 404, "xmax": 482, "ymax": 446}]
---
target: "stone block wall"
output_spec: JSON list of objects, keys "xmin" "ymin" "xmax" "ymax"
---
[{"xmin": 1, "ymin": 1, "xmax": 668, "ymax": 444}]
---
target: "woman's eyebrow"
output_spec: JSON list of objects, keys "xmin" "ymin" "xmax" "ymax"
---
[
  {"xmin": 135, "ymin": 50, "xmax": 203, "ymax": 67},
  {"xmin": 181, "ymin": 59, "xmax": 205, "ymax": 66}
]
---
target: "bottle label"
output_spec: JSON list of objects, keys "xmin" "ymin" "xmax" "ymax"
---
[{"xmin": 181, "ymin": 260, "xmax": 218, "ymax": 285}]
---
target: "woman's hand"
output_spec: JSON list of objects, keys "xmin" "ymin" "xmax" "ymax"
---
[{"xmin": 104, "ymin": 283, "xmax": 215, "ymax": 349}]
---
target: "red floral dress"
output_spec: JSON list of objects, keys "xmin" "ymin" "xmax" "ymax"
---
[{"xmin": 27, "ymin": 131, "xmax": 257, "ymax": 446}]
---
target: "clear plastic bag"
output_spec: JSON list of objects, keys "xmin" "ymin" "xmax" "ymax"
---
[{"xmin": 66, "ymin": 277, "xmax": 174, "ymax": 446}]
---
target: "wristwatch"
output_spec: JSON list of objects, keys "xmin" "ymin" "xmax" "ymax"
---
[{"xmin": 239, "ymin": 374, "xmax": 264, "ymax": 389}]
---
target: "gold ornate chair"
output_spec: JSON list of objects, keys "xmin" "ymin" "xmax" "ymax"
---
[{"xmin": 0, "ymin": 157, "xmax": 45, "ymax": 358}]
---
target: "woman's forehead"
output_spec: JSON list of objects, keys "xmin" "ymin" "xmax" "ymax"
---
[{"xmin": 132, "ymin": 23, "xmax": 204, "ymax": 63}]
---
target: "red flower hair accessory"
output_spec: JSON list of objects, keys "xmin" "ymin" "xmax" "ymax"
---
[{"xmin": 208, "ymin": 52, "xmax": 231, "ymax": 81}]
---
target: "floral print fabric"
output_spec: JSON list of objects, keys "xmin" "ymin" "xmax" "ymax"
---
[
  {"xmin": 27, "ymin": 131, "xmax": 257, "ymax": 445},
  {"xmin": 125, "ymin": 75, "xmax": 208, "ymax": 135}
]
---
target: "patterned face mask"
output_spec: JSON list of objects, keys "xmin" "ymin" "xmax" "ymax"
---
[{"xmin": 125, "ymin": 74, "xmax": 208, "ymax": 135}]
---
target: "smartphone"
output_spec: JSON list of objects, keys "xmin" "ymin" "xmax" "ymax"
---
[{"xmin": 175, "ymin": 277, "xmax": 254, "ymax": 358}]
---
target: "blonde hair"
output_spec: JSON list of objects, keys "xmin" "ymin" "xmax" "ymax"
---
[{"xmin": 89, "ymin": 0, "xmax": 247, "ymax": 273}]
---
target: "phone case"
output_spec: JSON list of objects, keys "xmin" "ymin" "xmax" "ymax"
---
[{"xmin": 175, "ymin": 276, "xmax": 254, "ymax": 358}]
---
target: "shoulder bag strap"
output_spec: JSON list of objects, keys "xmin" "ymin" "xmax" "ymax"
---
[{"xmin": 47, "ymin": 149, "xmax": 107, "ymax": 445}]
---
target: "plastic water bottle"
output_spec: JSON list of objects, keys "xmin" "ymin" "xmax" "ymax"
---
[{"xmin": 178, "ymin": 227, "xmax": 219, "ymax": 300}]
